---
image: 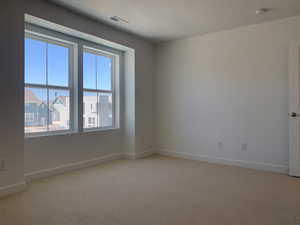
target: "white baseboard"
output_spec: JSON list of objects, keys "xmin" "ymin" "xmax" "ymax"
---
[
  {"xmin": 158, "ymin": 149, "xmax": 289, "ymax": 174},
  {"xmin": 123, "ymin": 149, "xmax": 157, "ymax": 160},
  {"xmin": 0, "ymin": 182, "xmax": 27, "ymax": 198},
  {"xmin": 25, "ymin": 150, "xmax": 157, "ymax": 182},
  {"xmin": 3, "ymin": 151, "xmax": 158, "ymax": 198},
  {"xmin": 1, "ymin": 149, "xmax": 289, "ymax": 199},
  {"xmin": 25, "ymin": 153, "xmax": 123, "ymax": 182}
]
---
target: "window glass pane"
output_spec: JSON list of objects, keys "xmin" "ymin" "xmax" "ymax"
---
[
  {"xmin": 24, "ymin": 87, "xmax": 48, "ymax": 133},
  {"xmin": 48, "ymin": 43, "xmax": 69, "ymax": 87},
  {"xmin": 83, "ymin": 92, "xmax": 98, "ymax": 129},
  {"xmin": 98, "ymin": 93, "xmax": 113, "ymax": 127},
  {"xmin": 97, "ymin": 55, "xmax": 112, "ymax": 91},
  {"xmin": 83, "ymin": 52, "xmax": 96, "ymax": 89},
  {"xmin": 25, "ymin": 38, "xmax": 47, "ymax": 85},
  {"xmin": 49, "ymin": 89, "xmax": 70, "ymax": 131}
]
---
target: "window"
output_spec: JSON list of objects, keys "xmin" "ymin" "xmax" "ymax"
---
[
  {"xmin": 83, "ymin": 47, "xmax": 115, "ymax": 130},
  {"xmin": 25, "ymin": 33, "xmax": 74, "ymax": 135},
  {"xmin": 24, "ymin": 24, "xmax": 120, "ymax": 137}
]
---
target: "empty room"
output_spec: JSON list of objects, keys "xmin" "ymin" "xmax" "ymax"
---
[{"xmin": 1, "ymin": 0, "xmax": 300, "ymax": 224}]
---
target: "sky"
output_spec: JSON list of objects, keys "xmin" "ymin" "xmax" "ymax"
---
[{"xmin": 25, "ymin": 37, "xmax": 112, "ymax": 100}]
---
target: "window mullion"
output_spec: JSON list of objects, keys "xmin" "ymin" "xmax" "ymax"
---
[
  {"xmin": 95, "ymin": 56, "xmax": 99, "ymax": 128},
  {"xmin": 46, "ymin": 42, "xmax": 49, "ymax": 132},
  {"xmin": 25, "ymin": 83, "xmax": 70, "ymax": 90},
  {"xmin": 97, "ymin": 92, "xmax": 99, "ymax": 128},
  {"xmin": 78, "ymin": 43, "xmax": 84, "ymax": 132},
  {"xmin": 95, "ymin": 55, "xmax": 98, "ymax": 90},
  {"xmin": 83, "ymin": 88, "xmax": 111, "ymax": 93}
]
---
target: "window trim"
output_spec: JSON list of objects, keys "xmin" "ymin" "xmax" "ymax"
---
[
  {"xmin": 24, "ymin": 23, "xmax": 121, "ymax": 138},
  {"xmin": 82, "ymin": 46, "xmax": 116, "ymax": 131},
  {"xmin": 24, "ymin": 31, "xmax": 78, "ymax": 138}
]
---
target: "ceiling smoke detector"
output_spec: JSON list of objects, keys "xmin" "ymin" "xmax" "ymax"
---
[
  {"xmin": 110, "ymin": 16, "xmax": 129, "ymax": 24},
  {"xmin": 255, "ymin": 8, "xmax": 271, "ymax": 15}
]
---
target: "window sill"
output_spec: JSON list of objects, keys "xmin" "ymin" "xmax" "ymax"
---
[
  {"xmin": 24, "ymin": 127, "xmax": 120, "ymax": 139},
  {"xmin": 83, "ymin": 127, "xmax": 119, "ymax": 134},
  {"xmin": 24, "ymin": 130, "xmax": 78, "ymax": 139}
]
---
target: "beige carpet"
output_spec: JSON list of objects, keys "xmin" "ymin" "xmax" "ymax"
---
[{"xmin": 1, "ymin": 155, "xmax": 300, "ymax": 225}]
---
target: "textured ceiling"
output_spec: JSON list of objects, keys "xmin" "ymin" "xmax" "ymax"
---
[{"xmin": 50, "ymin": 0, "xmax": 300, "ymax": 42}]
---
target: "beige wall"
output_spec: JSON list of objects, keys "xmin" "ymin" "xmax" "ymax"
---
[
  {"xmin": 24, "ymin": 0, "xmax": 155, "ymax": 174},
  {"xmin": 0, "ymin": 1, "xmax": 25, "ymax": 187},
  {"xmin": 155, "ymin": 16, "xmax": 300, "ymax": 170}
]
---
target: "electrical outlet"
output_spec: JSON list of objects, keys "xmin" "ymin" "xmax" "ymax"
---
[
  {"xmin": 217, "ymin": 142, "xmax": 223, "ymax": 149},
  {"xmin": 0, "ymin": 159, "xmax": 6, "ymax": 171},
  {"xmin": 241, "ymin": 143, "xmax": 248, "ymax": 151}
]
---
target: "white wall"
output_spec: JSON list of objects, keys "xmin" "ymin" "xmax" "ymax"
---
[
  {"xmin": 0, "ymin": 0, "xmax": 155, "ymax": 187},
  {"xmin": 155, "ymin": 16, "xmax": 300, "ymax": 171}
]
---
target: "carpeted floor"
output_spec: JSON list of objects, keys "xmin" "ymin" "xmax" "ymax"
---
[{"xmin": 1, "ymin": 155, "xmax": 300, "ymax": 225}]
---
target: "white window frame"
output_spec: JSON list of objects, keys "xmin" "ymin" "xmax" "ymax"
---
[
  {"xmin": 24, "ymin": 23, "xmax": 121, "ymax": 138},
  {"xmin": 24, "ymin": 30, "xmax": 77, "ymax": 138},
  {"xmin": 83, "ymin": 46, "xmax": 116, "ymax": 132}
]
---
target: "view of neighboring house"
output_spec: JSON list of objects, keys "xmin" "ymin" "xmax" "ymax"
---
[
  {"xmin": 98, "ymin": 95, "xmax": 113, "ymax": 127},
  {"xmin": 25, "ymin": 89, "xmax": 113, "ymax": 132},
  {"xmin": 24, "ymin": 89, "xmax": 68, "ymax": 132},
  {"xmin": 83, "ymin": 94, "xmax": 113, "ymax": 128},
  {"xmin": 24, "ymin": 89, "xmax": 51, "ymax": 130},
  {"xmin": 51, "ymin": 95, "xmax": 70, "ymax": 130}
]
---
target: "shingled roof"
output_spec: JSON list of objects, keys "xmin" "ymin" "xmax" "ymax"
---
[{"xmin": 25, "ymin": 89, "xmax": 42, "ymax": 104}]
